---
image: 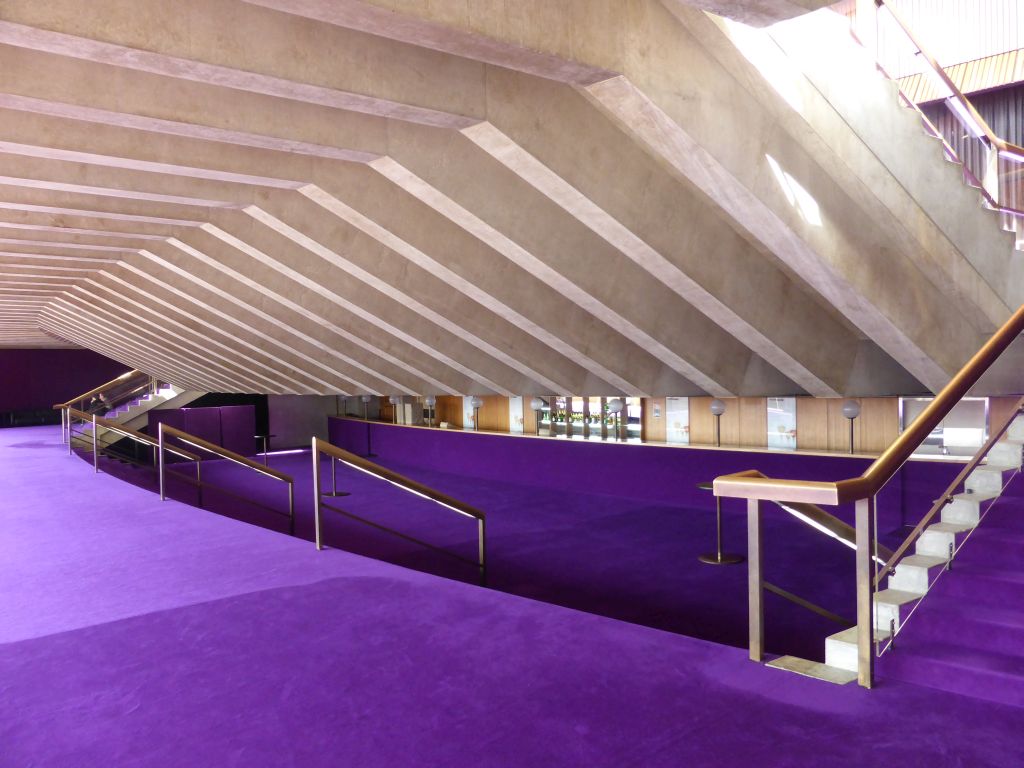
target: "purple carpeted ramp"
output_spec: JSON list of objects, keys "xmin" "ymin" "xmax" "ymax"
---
[{"xmin": 4, "ymin": 425, "xmax": 1024, "ymax": 766}]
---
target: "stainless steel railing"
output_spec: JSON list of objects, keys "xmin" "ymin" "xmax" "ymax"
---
[
  {"xmin": 67, "ymin": 406, "xmax": 202, "ymax": 491},
  {"xmin": 158, "ymin": 423, "xmax": 295, "ymax": 535},
  {"xmin": 311, "ymin": 437, "xmax": 486, "ymax": 585}
]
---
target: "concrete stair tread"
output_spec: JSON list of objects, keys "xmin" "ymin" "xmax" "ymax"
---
[
  {"xmin": 828, "ymin": 626, "xmax": 891, "ymax": 645},
  {"xmin": 925, "ymin": 522, "xmax": 976, "ymax": 534},
  {"xmin": 950, "ymin": 491, "xmax": 999, "ymax": 502},
  {"xmin": 976, "ymin": 463, "xmax": 1018, "ymax": 473},
  {"xmin": 874, "ymin": 588, "xmax": 922, "ymax": 608},
  {"xmin": 766, "ymin": 656, "xmax": 857, "ymax": 685},
  {"xmin": 899, "ymin": 554, "xmax": 948, "ymax": 568}
]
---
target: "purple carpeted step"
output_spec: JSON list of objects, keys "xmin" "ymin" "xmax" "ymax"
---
[
  {"xmin": 935, "ymin": 567, "xmax": 1024, "ymax": 607},
  {"xmin": 880, "ymin": 641, "xmax": 1024, "ymax": 707},
  {"xmin": 892, "ymin": 603, "xmax": 1024, "ymax": 656}
]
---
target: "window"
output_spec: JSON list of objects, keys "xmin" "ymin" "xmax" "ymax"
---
[
  {"xmin": 767, "ymin": 397, "xmax": 796, "ymax": 450},
  {"xmin": 666, "ymin": 397, "xmax": 689, "ymax": 444},
  {"xmin": 900, "ymin": 397, "xmax": 988, "ymax": 457}
]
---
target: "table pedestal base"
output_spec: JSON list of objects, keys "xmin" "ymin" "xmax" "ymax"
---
[{"xmin": 698, "ymin": 552, "xmax": 744, "ymax": 565}]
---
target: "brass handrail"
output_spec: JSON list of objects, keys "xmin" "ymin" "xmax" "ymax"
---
[
  {"xmin": 714, "ymin": 302, "xmax": 1024, "ymax": 505},
  {"xmin": 873, "ymin": 394, "xmax": 1024, "ymax": 587},
  {"xmin": 158, "ymin": 423, "xmax": 295, "ymax": 535},
  {"xmin": 67, "ymin": 407, "xmax": 201, "ymax": 463},
  {"xmin": 311, "ymin": 437, "xmax": 486, "ymax": 585},
  {"xmin": 54, "ymin": 369, "xmax": 144, "ymax": 409}
]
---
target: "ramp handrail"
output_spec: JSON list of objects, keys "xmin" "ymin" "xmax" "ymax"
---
[
  {"xmin": 67, "ymin": 406, "xmax": 201, "ymax": 463},
  {"xmin": 54, "ymin": 369, "xmax": 145, "ymax": 410},
  {"xmin": 158, "ymin": 423, "xmax": 295, "ymax": 535},
  {"xmin": 311, "ymin": 437, "xmax": 486, "ymax": 585}
]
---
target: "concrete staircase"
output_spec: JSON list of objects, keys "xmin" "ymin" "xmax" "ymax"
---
[
  {"xmin": 81, "ymin": 385, "xmax": 204, "ymax": 445},
  {"xmin": 820, "ymin": 416, "xmax": 1024, "ymax": 682}
]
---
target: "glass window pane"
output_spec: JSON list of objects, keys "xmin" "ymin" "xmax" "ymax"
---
[
  {"xmin": 767, "ymin": 396, "xmax": 796, "ymax": 450},
  {"xmin": 666, "ymin": 397, "xmax": 689, "ymax": 444},
  {"xmin": 901, "ymin": 396, "xmax": 988, "ymax": 457},
  {"xmin": 626, "ymin": 397, "xmax": 642, "ymax": 441}
]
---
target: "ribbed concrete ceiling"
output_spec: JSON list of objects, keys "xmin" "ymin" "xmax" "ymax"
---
[{"xmin": 0, "ymin": 0, "xmax": 1005, "ymax": 397}]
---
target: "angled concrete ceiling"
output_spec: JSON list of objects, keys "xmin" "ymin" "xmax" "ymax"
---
[{"xmin": 0, "ymin": 0, "xmax": 1010, "ymax": 396}]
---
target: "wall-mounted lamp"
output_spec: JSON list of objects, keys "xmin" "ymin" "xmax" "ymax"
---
[
  {"xmin": 607, "ymin": 398, "xmax": 625, "ymax": 441},
  {"xmin": 842, "ymin": 399, "xmax": 861, "ymax": 454},
  {"xmin": 529, "ymin": 397, "xmax": 547, "ymax": 436},
  {"xmin": 470, "ymin": 396, "xmax": 484, "ymax": 431},
  {"xmin": 425, "ymin": 395, "xmax": 437, "ymax": 428},
  {"xmin": 710, "ymin": 398, "xmax": 726, "ymax": 447}
]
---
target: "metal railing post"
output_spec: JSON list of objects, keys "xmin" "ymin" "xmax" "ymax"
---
[
  {"xmin": 313, "ymin": 437, "xmax": 323, "ymax": 550},
  {"xmin": 478, "ymin": 517, "xmax": 487, "ymax": 587},
  {"xmin": 196, "ymin": 460, "xmax": 202, "ymax": 508},
  {"xmin": 288, "ymin": 482, "xmax": 295, "ymax": 536},
  {"xmin": 60, "ymin": 407, "xmax": 66, "ymax": 445},
  {"xmin": 748, "ymin": 498, "xmax": 764, "ymax": 662},
  {"xmin": 158, "ymin": 422, "xmax": 166, "ymax": 501},
  {"xmin": 68, "ymin": 411, "xmax": 73, "ymax": 456},
  {"xmin": 856, "ymin": 496, "xmax": 876, "ymax": 688},
  {"xmin": 92, "ymin": 414, "xmax": 99, "ymax": 473}
]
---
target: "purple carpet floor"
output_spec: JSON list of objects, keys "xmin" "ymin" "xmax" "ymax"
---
[{"xmin": 5, "ymin": 425, "xmax": 1024, "ymax": 766}]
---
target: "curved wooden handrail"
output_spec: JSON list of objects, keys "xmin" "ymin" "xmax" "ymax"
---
[
  {"xmin": 715, "ymin": 302, "xmax": 1024, "ymax": 505},
  {"xmin": 54, "ymin": 369, "xmax": 143, "ymax": 409},
  {"xmin": 67, "ymin": 407, "xmax": 201, "ymax": 463},
  {"xmin": 312, "ymin": 438, "xmax": 485, "ymax": 520}
]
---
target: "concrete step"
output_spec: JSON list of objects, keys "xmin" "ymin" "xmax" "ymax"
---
[
  {"xmin": 964, "ymin": 465, "xmax": 1016, "ymax": 495},
  {"xmin": 916, "ymin": 521, "xmax": 975, "ymax": 558},
  {"xmin": 942, "ymin": 492, "xmax": 997, "ymax": 526},
  {"xmin": 1006, "ymin": 414, "xmax": 1024, "ymax": 443},
  {"xmin": 825, "ymin": 626, "xmax": 891, "ymax": 672},
  {"xmin": 874, "ymin": 588, "xmax": 921, "ymax": 633},
  {"xmin": 766, "ymin": 655, "xmax": 857, "ymax": 685},
  {"xmin": 888, "ymin": 554, "xmax": 948, "ymax": 595},
  {"xmin": 987, "ymin": 440, "xmax": 1023, "ymax": 469}
]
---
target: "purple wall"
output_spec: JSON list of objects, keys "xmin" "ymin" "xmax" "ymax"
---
[
  {"xmin": 0, "ymin": 349, "xmax": 126, "ymax": 412},
  {"xmin": 328, "ymin": 418, "xmax": 962, "ymax": 541},
  {"xmin": 148, "ymin": 405, "xmax": 256, "ymax": 458}
]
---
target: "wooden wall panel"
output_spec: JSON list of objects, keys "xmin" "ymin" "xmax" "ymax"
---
[
  {"xmin": 477, "ymin": 395, "xmax": 510, "ymax": 432},
  {"xmin": 795, "ymin": 397, "xmax": 900, "ymax": 453},
  {"xmin": 642, "ymin": 397, "xmax": 667, "ymax": 442},
  {"xmin": 739, "ymin": 397, "xmax": 767, "ymax": 448},
  {"xmin": 689, "ymin": 397, "xmax": 715, "ymax": 445},
  {"xmin": 857, "ymin": 398, "xmax": 899, "ymax": 454},
  {"xmin": 435, "ymin": 395, "xmax": 463, "ymax": 429},
  {"xmin": 690, "ymin": 397, "xmax": 740, "ymax": 446},
  {"xmin": 378, "ymin": 396, "xmax": 395, "ymax": 424},
  {"xmin": 795, "ymin": 397, "xmax": 829, "ymax": 451}
]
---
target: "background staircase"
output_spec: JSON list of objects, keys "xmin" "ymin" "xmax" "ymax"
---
[{"xmin": 80, "ymin": 385, "xmax": 203, "ymax": 447}]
